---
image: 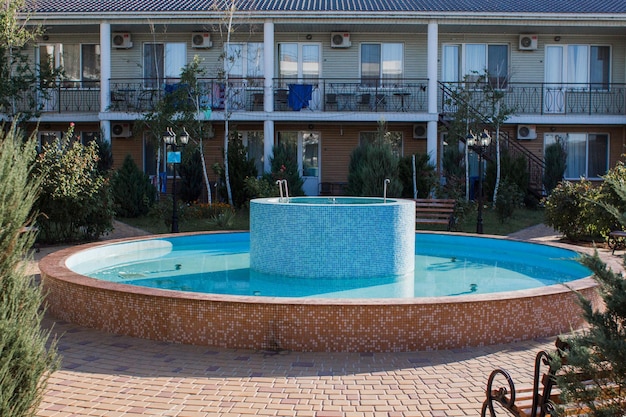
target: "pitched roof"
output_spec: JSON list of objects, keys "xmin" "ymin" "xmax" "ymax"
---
[{"xmin": 23, "ymin": 0, "xmax": 626, "ymax": 14}]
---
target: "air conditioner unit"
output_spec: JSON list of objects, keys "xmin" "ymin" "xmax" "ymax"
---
[
  {"xmin": 191, "ymin": 33, "xmax": 212, "ymax": 48},
  {"xmin": 111, "ymin": 123, "xmax": 132, "ymax": 138},
  {"xmin": 413, "ymin": 123, "xmax": 427, "ymax": 139},
  {"xmin": 112, "ymin": 33, "xmax": 133, "ymax": 49},
  {"xmin": 519, "ymin": 35, "xmax": 538, "ymax": 51},
  {"xmin": 517, "ymin": 125, "xmax": 537, "ymax": 140},
  {"xmin": 331, "ymin": 32, "xmax": 351, "ymax": 48}
]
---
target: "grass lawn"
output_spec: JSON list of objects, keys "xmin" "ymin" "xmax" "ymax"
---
[{"xmin": 123, "ymin": 204, "xmax": 545, "ymax": 237}]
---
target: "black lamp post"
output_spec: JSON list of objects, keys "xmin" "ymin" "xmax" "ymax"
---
[
  {"xmin": 466, "ymin": 129, "xmax": 492, "ymax": 234},
  {"xmin": 163, "ymin": 127, "xmax": 189, "ymax": 233}
]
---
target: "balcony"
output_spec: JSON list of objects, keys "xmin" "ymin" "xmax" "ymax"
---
[
  {"xmin": 6, "ymin": 81, "xmax": 101, "ymax": 115},
  {"xmin": 9, "ymin": 79, "xmax": 625, "ymax": 118},
  {"xmin": 440, "ymin": 81, "xmax": 626, "ymax": 116},
  {"xmin": 108, "ymin": 78, "xmax": 429, "ymax": 114}
]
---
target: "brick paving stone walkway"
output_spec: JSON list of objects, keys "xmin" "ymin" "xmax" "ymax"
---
[{"xmin": 32, "ymin": 222, "xmax": 619, "ymax": 417}]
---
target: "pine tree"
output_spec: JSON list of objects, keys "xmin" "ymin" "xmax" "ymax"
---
[
  {"xmin": 553, "ymin": 251, "xmax": 626, "ymax": 416},
  {"xmin": 0, "ymin": 126, "xmax": 59, "ymax": 416}
]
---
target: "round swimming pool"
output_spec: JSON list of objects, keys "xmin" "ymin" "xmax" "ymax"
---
[
  {"xmin": 40, "ymin": 232, "xmax": 599, "ymax": 352},
  {"xmin": 66, "ymin": 232, "xmax": 589, "ymax": 298}
]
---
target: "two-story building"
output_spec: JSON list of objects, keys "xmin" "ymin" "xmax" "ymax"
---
[{"xmin": 14, "ymin": 0, "xmax": 626, "ymax": 197}]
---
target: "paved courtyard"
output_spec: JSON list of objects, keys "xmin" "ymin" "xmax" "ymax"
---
[{"xmin": 33, "ymin": 222, "xmax": 620, "ymax": 417}]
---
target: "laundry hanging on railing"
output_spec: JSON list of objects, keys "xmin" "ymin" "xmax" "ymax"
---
[{"xmin": 288, "ymin": 84, "xmax": 313, "ymax": 111}]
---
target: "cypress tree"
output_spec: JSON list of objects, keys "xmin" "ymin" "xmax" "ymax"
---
[{"xmin": 0, "ymin": 126, "xmax": 59, "ymax": 416}]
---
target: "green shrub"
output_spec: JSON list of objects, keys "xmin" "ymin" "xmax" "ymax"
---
[
  {"xmin": 398, "ymin": 152, "xmax": 437, "ymax": 198},
  {"xmin": 485, "ymin": 148, "xmax": 529, "ymax": 204},
  {"xmin": 269, "ymin": 142, "xmax": 304, "ymax": 196},
  {"xmin": 111, "ymin": 154, "xmax": 156, "ymax": 218},
  {"xmin": 178, "ymin": 145, "xmax": 204, "ymax": 203},
  {"xmin": 34, "ymin": 127, "xmax": 114, "ymax": 243},
  {"xmin": 213, "ymin": 133, "xmax": 259, "ymax": 207},
  {"xmin": 595, "ymin": 161, "xmax": 626, "ymax": 232},
  {"xmin": 0, "ymin": 127, "xmax": 59, "ymax": 417},
  {"xmin": 543, "ymin": 140, "xmax": 567, "ymax": 195},
  {"xmin": 244, "ymin": 176, "xmax": 279, "ymax": 199},
  {"xmin": 346, "ymin": 124, "xmax": 402, "ymax": 197},
  {"xmin": 206, "ymin": 208, "xmax": 237, "ymax": 229},
  {"xmin": 544, "ymin": 180, "xmax": 606, "ymax": 241},
  {"xmin": 494, "ymin": 179, "xmax": 524, "ymax": 223}
]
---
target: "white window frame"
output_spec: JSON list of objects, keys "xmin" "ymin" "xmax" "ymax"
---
[
  {"xmin": 441, "ymin": 43, "xmax": 509, "ymax": 87},
  {"xmin": 544, "ymin": 132, "xmax": 609, "ymax": 180},
  {"xmin": 360, "ymin": 43, "xmax": 404, "ymax": 87},
  {"xmin": 143, "ymin": 42, "xmax": 187, "ymax": 88},
  {"xmin": 278, "ymin": 42, "xmax": 321, "ymax": 84},
  {"xmin": 545, "ymin": 44, "xmax": 611, "ymax": 91}
]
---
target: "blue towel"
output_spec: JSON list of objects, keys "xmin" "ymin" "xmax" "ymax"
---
[{"xmin": 288, "ymin": 84, "xmax": 313, "ymax": 111}]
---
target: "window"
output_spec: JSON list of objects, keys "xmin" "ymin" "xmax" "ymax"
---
[
  {"xmin": 38, "ymin": 44, "xmax": 100, "ymax": 87},
  {"xmin": 278, "ymin": 43, "xmax": 320, "ymax": 84},
  {"xmin": 545, "ymin": 133, "xmax": 608, "ymax": 179},
  {"xmin": 442, "ymin": 44, "xmax": 508, "ymax": 87},
  {"xmin": 545, "ymin": 45, "xmax": 610, "ymax": 90},
  {"xmin": 143, "ymin": 43, "xmax": 187, "ymax": 88},
  {"xmin": 359, "ymin": 131, "xmax": 403, "ymax": 157},
  {"xmin": 361, "ymin": 43, "xmax": 403, "ymax": 87},
  {"xmin": 225, "ymin": 43, "xmax": 264, "ymax": 79}
]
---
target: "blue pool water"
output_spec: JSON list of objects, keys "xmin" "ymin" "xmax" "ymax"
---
[{"xmin": 67, "ymin": 232, "xmax": 591, "ymax": 299}]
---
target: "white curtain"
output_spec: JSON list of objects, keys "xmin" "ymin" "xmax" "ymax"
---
[
  {"xmin": 442, "ymin": 45, "xmax": 459, "ymax": 82},
  {"xmin": 567, "ymin": 45, "xmax": 588, "ymax": 88},
  {"xmin": 164, "ymin": 43, "xmax": 186, "ymax": 79},
  {"xmin": 545, "ymin": 46, "xmax": 564, "ymax": 113},
  {"xmin": 465, "ymin": 44, "xmax": 486, "ymax": 79},
  {"xmin": 564, "ymin": 133, "xmax": 587, "ymax": 179}
]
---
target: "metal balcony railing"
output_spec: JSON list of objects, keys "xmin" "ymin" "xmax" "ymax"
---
[
  {"xmin": 8, "ymin": 79, "xmax": 625, "ymax": 117},
  {"xmin": 108, "ymin": 77, "xmax": 429, "ymax": 113},
  {"xmin": 273, "ymin": 78, "xmax": 429, "ymax": 112},
  {"xmin": 440, "ymin": 81, "xmax": 626, "ymax": 116},
  {"xmin": 6, "ymin": 81, "xmax": 101, "ymax": 114}
]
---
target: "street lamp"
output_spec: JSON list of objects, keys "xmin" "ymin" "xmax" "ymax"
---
[
  {"xmin": 466, "ymin": 129, "xmax": 491, "ymax": 234},
  {"xmin": 163, "ymin": 127, "xmax": 189, "ymax": 233}
]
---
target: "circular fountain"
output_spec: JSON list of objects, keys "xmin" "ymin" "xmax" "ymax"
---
[
  {"xmin": 39, "ymin": 196, "xmax": 600, "ymax": 352},
  {"xmin": 250, "ymin": 197, "xmax": 415, "ymax": 279}
]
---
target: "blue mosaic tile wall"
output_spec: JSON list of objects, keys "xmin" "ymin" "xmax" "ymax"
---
[{"xmin": 250, "ymin": 197, "xmax": 415, "ymax": 279}]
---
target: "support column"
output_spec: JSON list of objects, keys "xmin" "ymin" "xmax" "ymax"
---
[
  {"xmin": 264, "ymin": 20, "xmax": 274, "ymax": 112},
  {"xmin": 100, "ymin": 21, "xmax": 112, "ymax": 143},
  {"xmin": 263, "ymin": 20, "xmax": 275, "ymax": 173},
  {"xmin": 427, "ymin": 21, "xmax": 439, "ymax": 169},
  {"xmin": 264, "ymin": 120, "xmax": 274, "ymax": 173}
]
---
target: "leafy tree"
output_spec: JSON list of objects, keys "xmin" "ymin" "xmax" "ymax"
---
[
  {"xmin": 346, "ymin": 121, "xmax": 402, "ymax": 197},
  {"xmin": 552, "ymin": 251, "xmax": 626, "ymax": 417},
  {"xmin": 0, "ymin": 0, "xmax": 60, "ymax": 123},
  {"xmin": 0, "ymin": 125, "xmax": 59, "ymax": 416},
  {"xmin": 139, "ymin": 55, "xmax": 215, "ymax": 204},
  {"xmin": 34, "ymin": 124, "xmax": 114, "ymax": 242},
  {"xmin": 111, "ymin": 154, "xmax": 156, "ymax": 217},
  {"xmin": 543, "ymin": 138, "xmax": 567, "ymax": 195}
]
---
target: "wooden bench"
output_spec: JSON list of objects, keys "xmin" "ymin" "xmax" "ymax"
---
[
  {"xmin": 607, "ymin": 230, "xmax": 626, "ymax": 255},
  {"xmin": 414, "ymin": 198, "xmax": 456, "ymax": 231},
  {"xmin": 481, "ymin": 338, "xmax": 619, "ymax": 417}
]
